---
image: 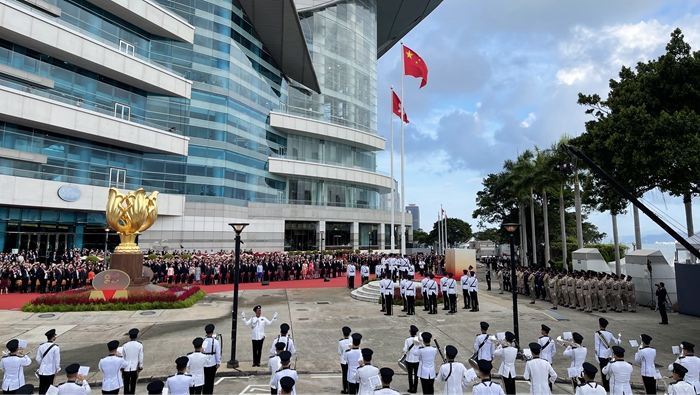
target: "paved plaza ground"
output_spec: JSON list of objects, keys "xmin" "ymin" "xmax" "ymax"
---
[{"xmin": 1, "ymin": 270, "xmax": 696, "ymax": 394}]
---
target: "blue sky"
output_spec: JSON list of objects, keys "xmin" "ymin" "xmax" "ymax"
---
[{"xmin": 375, "ymin": 0, "xmax": 700, "ymax": 241}]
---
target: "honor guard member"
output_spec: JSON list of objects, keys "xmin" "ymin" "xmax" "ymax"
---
[
  {"xmin": 602, "ymin": 346, "xmax": 633, "ymax": 395},
  {"xmin": 574, "ymin": 363, "xmax": 606, "ymax": 395},
  {"xmin": 361, "ymin": 262, "xmax": 370, "ymax": 284},
  {"xmin": 537, "ymin": 325, "xmax": 556, "ymax": 365},
  {"xmin": 426, "ymin": 274, "xmax": 439, "ymax": 315},
  {"xmin": 187, "ymin": 338, "xmax": 210, "ymax": 395},
  {"xmin": 36, "ymin": 329, "xmax": 61, "ymax": 395},
  {"xmin": 528, "ymin": 271, "xmax": 536, "ymax": 304},
  {"xmin": 596, "ymin": 274, "xmax": 607, "ymax": 312},
  {"xmin": 634, "ymin": 334, "xmax": 657, "ymax": 395},
  {"xmin": 594, "ymin": 317, "xmax": 620, "ymax": 391},
  {"xmin": 405, "ymin": 277, "xmax": 416, "ymax": 315},
  {"xmin": 400, "ymin": 275, "xmax": 408, "ymax": 312},
  {"xmin": 446, "ymin": 273, "xmax": 458, "ymax": 314},
  {"xmin": 474, "ymin": 322, "xmax": 494, "ymax": 362},
  {"xmin": 338, "ymin": 327, "xmax": 353, "ymax": 394},
  {"xmin": 243, "ymin": 307, "xmax": 277, "ymax": 367},
  {"xmin": 625, "ymin": 276, "xmax": 636, "ymax": 312},
  {"xmin": 468, "ymin": 271, "xmax": 480, "ymax": 312},
  {"xmin": 166, "ymin": 357, "xmax": 194, "ymax": 395},
  {"xmin": 270, "ymin": 351, "xmax": 297, "ymax": 395},
  {"xmin": 1, "ymin": 339, "xmax": 32, "ymax": 393},
  {"xmin": 436, "ymin": 345, "xmax": 470, "ymax": 395},
  {"xmin": 422, "ymin": 275, "xmax": 431, "ymax": 311},
  {"xmin": 269, "ymin": 342, "xmax": 285, "ymax": 376},
  {"xmin": 278, "ymin": 377, "xmax": 296, "ymax": 395},
  {"xmin": 548, "ymin": 274, "xmax": 558, "ymax": 309},
  {"xmin": 201, "ymin": 324, "xmax": 221, "ymax": 394},
  {"xmin": 342, "ymin": 334, "xmax": 363, "ymax": 395},
  {"xmin": 374, "ymin": 368, "xmax": 400, "ymax": 395},
  {"xmin": 668, "ymin": 363, "xmax": 697, "ymax": 395},
  {"xmin": 668, "ymin": 341, "xmax": 700, "ymax": 393},
  {"xmin": 473, "ymin": 360, "xmax": 505, "ymax": 395},
  {"xmin": 380, "ymin": 274, "xmax": 394, "ymax": 316},
  {"xmin": 354, "ymin": 349, "xmax": 379, "ymax": 395},
  {"xmin": 146, "ymin": 380, "xmax": 164, "ymax": 395},
  {"xmin": 16, "ymin": 385, "xmax": 34, "ymax": 395},
  {"xmin": 460, "ymin": 270, "xmax": 471, "ymax": 309},
  {"xmin": 270, "ymin": 324, "xmax": 295, "ymax": 356},
  {"xmin": 407, "ymin": 260, "xmax": 416, "ymax": 279},
  {"xmin": 523, "ymin": 343, "xmax": 557, "ymax": 395},
  {"xmin": 404, "ymin": 326, "xmax": 420, "ymax": 394},
  {"xmin": 563, "ymin": 333, "xmax": 587, "ymax": 381},
  {"xmin": 121, "ymin": 328, "xmax": 143, "ymax": 395},
  {"xmin": 57, "ymin": 364, "xmax": 90, "ymax": 395},
  {"xmin": 347, "ymin": 262, "xmax": 356, "ymax": 289},
  {"xmin": 411, "ymin": 332, "xmax": 438, "ymax": 395},
  {"xmin": 99, "ymin": 340, "xmax": 129, "ymax": 394},
  {"xmin": 440, "ymin": 274, "xmax": 450, "ymax": 311},
  {"xmin": 494, "ymin": 332, "xmax": 518, "ymax": 395}
]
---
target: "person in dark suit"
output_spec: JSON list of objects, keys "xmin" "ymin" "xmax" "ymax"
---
[{"xmin": 656, "ymin": 282, "xmax": 668, "ymax": 325}]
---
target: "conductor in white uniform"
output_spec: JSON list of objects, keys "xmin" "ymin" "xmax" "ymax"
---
[{"xmin": 242, "ymin": 306, "xmax": 277, "ymax": 367}]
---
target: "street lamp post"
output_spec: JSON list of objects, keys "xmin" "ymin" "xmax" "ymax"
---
[
  {"xmin": 502, "ymin": 223, "xmax": 521, "ymax": 345},
  {"xmin": 227, "ymin": 223, "xmax": 248, "ymax": 369},
  {"xmin": 104, "ymin": 228, "xmax": 109, "ymax": 264},
  {"xmin": 320, "ymin": 230, "xmax": 325, "ymax": 252}
]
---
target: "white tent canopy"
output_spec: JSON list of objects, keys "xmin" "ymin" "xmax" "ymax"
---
[
  {"xmin": 572, "ymin": 248, "xmax": 612, "ymax": 274},
  {"xmin": 625, "ymin": 250, "xmax": 676, "ymax": 307}
]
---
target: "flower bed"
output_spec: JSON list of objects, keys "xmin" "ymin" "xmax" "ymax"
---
[{"xmin": 21, "ymin": 286, "xmax": 205, "ymax": 312}]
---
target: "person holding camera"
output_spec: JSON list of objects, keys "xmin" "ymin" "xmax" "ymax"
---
[{"xmin": 655, "ymin": 282, "xmax": 668, "ymax": 325}]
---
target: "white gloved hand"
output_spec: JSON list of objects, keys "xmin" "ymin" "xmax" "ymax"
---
[
  {"xmin": 273, "ymin": 312, "xmax": 278, "ymax": 319},
  {"xmin": 241, "ymin": 312, "xmax": 246, "ymax": 318}
]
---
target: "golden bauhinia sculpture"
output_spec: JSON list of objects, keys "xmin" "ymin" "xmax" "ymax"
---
[{"xmin": 106, "ymin": 188, "xmax": 159, "ymax": 253}]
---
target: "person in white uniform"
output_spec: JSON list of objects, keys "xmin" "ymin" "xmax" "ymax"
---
[
  {"xmin": 523, "ymin": 343, "xmax": 557, "ymax": 395},
  {"xmin": 472, "ymin": 360, "xmax": 505, "ymax": 395},
  {"xmin": 403, "ymin": 325, "xmax": 420, "ymax": 393},
  {"xmin": 634, "ymin": 334, "xmax": 657, "ymax": 395},
  {"xmin": 574, "ymin": 363, "xmax": 606, "ymax": 395},
  {"xmin": 242, "ymin": 306, "xmax": 277, "ymax": 367},
  {"xmin": 493, "ymin": 332, "xmax": 517, "ymax": 395},
  {"xmin": 563, "ymin": 332, "xmax": 588, "ymax": 393},
  {"xmin": 374, "ymin": 368, "xmax": 400, "ymax": 395},
  {"xmin": 56, "ymin": 364, "xmax": 90, "ymax": 395},
  {"xmin": 601, "ymin": 346, "xmax": 633, "ymax": 395},
  {"xmin": 201, "ymin": 324, "xmax": 221, "ymax": 394},
  {"xmin": 268, "ymin": 342, "xmax": 285, "ymax": 374},
  {"xmin": 99, "ymin": 340, "xmax": 129, "ymax": 394},
  {"xmin": 353, "ymin": 348, "xmax": 379, "ymax": 395},
  {"xmin": 166, "ymin": 357, "xmax": 194, "ymax": 395},
  {"xmin": 446, "ymin": 273, "xmax": 458, "ymax": 314},
  {"xmin": 411, "ymin": 332, "xmax": 438, "ymax": 394},
  {"xmin": 121, "ymin": 329, "xmax": 142, "ymax": 395},
  {"xmin": 15, "ymin": 384, "xmax": 34, "ymax": 395},
  {"xmin": 668, "ymin": 363, "xmax": 698, "ymax": 395},
  {"xmin": 436, "ymin": 345, "xmax": 469, "ymax": 395},
  {"xmin": 537, "ymin": 325, "xmax": 556, "ymax": 365},
  {"xmin": 669, "ymin": 341, "xmax": 700, "ymax": 394},
  {"xmin": 460, "ymin": 270, "xmax": 471, "ymax": 310},
  {"xmin": 1, "ymin": 339, "xmax": 32, "ymax": 393},
  {"xmin": 145, "ymin": 380, "xmax": 164, "ymax": 395},
  {"xmin": 594, "ymin": 317, "xmax": 620, "ymax": 392},
  {"xmin": 278, "ymin": 376, "xmax": 296, "ymax": 395},
  {"xmin": 36, "ymin": 329, "xmax": 61, "ymax": 395},
  {"xmin": 270, "ymin": 351, "xmax": 297, "ymax": 395},
  {"xmin": 187, "ymin": 338, "xmax": 210, "ymax": 395},
  {"xmin": 342, "ymin": 334, "xmax": 362, "ymax": 395},
  {"xmin": 440, "ymin": 275, "xmax": 449, "ymax": 311},
  {"xmin": 269, "ymin": 324, "xmax": 295, "ymax": 356},
  {"xmin": 473, "ymin": 322, "xmax": 494, "ymax": 362},
  {"xmin": 380, "ymin": 274, "xmax": 394, "ymax": 316},
  {"xmin": 338, "ymin": 327, "xmax": 352, "ymax": 394}
]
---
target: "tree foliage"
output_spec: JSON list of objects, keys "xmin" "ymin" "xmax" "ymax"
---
[{"xmin": 426, "ymin": 218, "xmax": 473, "ymax": 246}]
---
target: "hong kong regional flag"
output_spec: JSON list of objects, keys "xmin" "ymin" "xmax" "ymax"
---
[
  {"xmin": 403, "ymin": 45, "xmax": 428, "ymax": 88},
  {"xmin": 392, "ymin": 91, "xmax": 409, "ymax": 123}
]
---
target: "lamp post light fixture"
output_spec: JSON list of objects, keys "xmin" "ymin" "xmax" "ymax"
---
[
  {"xmin": 502, "ymin": 222, "xmax": 521, "ymax": 345},
  {"xmin": 227, "ymin": 222, "xmax": 249, "ymax": 369}
]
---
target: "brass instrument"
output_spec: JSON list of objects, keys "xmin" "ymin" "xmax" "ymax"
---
[
  {"xmin": 434, "ymin": 339, "xmax": 447, "ymax": 364},
  {"xmin": 556, "ymin": 336, "xmax": 580, "ymax": 349},
  {"xmin": 489, "ymin": 335, "xmax": 512, "ymax": 348},
  {"xmin": 398, "ymin": 333, "xmax": 423, "ymax": 372}
]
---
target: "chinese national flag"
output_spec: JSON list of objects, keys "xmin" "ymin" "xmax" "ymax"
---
[
  {"xmin": 392, "ymin": 91, "xmax": 409, "ymax": 123},
  {"xmin": 403, "ymin": 45, "xmax": 428, "ymax": 88}
]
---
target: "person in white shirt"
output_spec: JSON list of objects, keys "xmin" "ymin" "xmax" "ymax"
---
[
  {"xmin": 601, "ymin": 346, "xmax": 633, "ymax": 395},
  {"xmin": 36, "ymin": 329, "xmax": 61, "ymax": 395},
  {"xmin": 445, "ymin": 273, "xmax": 458, "ymax": 314},
  {"xmin": 436, "ymin": 345, "xmax": 470, "ymax": 395},
  {"xmin": 269, "ymin": 342, "xmax": 285, "ymax": 387},
  {"xmin": 1, "ymin": 339, "xmax": 32, "ymax": 393},
  {"xmin": 360, "ymin": 263, "xmax": 370, "ymax": 284},
  {"xmin": 166, "ymin": 357, "xmax": 194, "ymax": 395},
  {"xmin": 353, "ymin": 348, "xmax": 379, "ymax": 395},
  {"xmin": 668, "ymin": 341, "xmax": 700, "ymax": 394},
  {"xmin": 426, "ymin": 274, "xmax": 438, "ymax": 314},
  {"xmin": 563, "ymin": 332, "xmax": 588, "ymax": 393},
  {"xmin": 493, "ymin": 332, "xmax": 517, "ymax": 395},
  {"xmin": 403, "ymin": 325, "xmax": 420, "ymax": 393},
  {"xmin": 201, "ymin": 324, "xmax": 221, "ymax": 394},
  {"xmin": 56, "ymin": 363, "xmax": 91, "ymax": 395},
  {"xmin": 400, "ymin": 275, "xmax": 408, "ymax": 312},
  {"xmin": 146, "ymin": 380, "xmax": 164, "ymax": 395},
  {"xmin": 474, "ymin": 322, "xmax": 494, "ymax": 362},
  {"xmin": 242, "ymin": 306, "xmax": 277, "ymax": 367},
  {"xmin": 634, "ymin": 334, "xmax": 657, "ymax": 395},
  {"xmin": 278, "ymin": 376, "xmax": 296, "ymax": 395},
  {"xmin": 99, "ymin": 340, "xmax": 129, "ymax": 394},
  {"xmin": 380, "ymin": 274, "xmax": 394, "ymax": 316},
  {"xmin": 523, "ymin": 343, "xmax": 557, "ymax": 395},
  {"xmin": 269, "ymin": 324, "xmax": 295, "ymax": 356},
  {"xmin": 270, "ymin": 351, "xmax": 298, "ymax": 395},
  {"xmin": 459, "ymin": 270, "xmax": 471, "ymax": 310},
  {"xmin": 472, "ymin": 360, "xmax": 505, "ymax": 395},
  {"xmin": 421, "ymin": 276, "xmax": 431, "ymax": 312},
  {"xmin": 574, "ymin": 363, "xmax": 606, "ymax": 395},
  {"xmin": 341, "ymin": 334, "xmax": 363, "ymax": 395},
  {"xmin": 347, "ymin": 262, "xmax": 356, "ymax": 289},
  {"xmin": 121, "ymin": 328, "xmax": 143, "ymax": 395},
  {"xmin": 537, "ymin": 325, "xmax": 556, "ymax": 365},
  {"xmin": 440, "ymin": 275, "xmax": 450, "ymax": 311},
  {"xmin": 668, "ymin": 363, "xmax": 697, "ymax": 395},
  {"xmin": 468, "ymin": 271, "xmax": 479, "ymax": 312},
  {"xmin": 407, "ymin": 262, "xmax": 415, "ymax": 278},
  {"xmin": 338, "ymin": 327, "xmax": 352, "ymax": 394},
  {"xmin": 411, "ymin": 332, "xmax": 437, "ymax": 394},
  {"xmin": 187, "ymin": 338, "xmax": 210, "ymax": 394},
  {"xmin": 374, "ymin": 368, "xmax": 400, "ymax": 395},
  {"xmin": 594, "ymin": 317, "xmax": 620, "ymax": 392},
  {"xmin": 405, "ymin": 277, "xmax": 416, "ymax": 315}
]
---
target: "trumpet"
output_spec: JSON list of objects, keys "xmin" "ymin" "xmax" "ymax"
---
[
  {"xmin": 489, "ymin": 335, "xmax": 512, "ymax": 348},
  {"xmin": 556, "ymin": 336, "xmax": 580, "ymax": 349}
]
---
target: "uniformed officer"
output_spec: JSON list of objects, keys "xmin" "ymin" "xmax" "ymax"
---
[
  {"xmin": 400, "ymin": 274, "xmax": 408, "ymax": 312},
  {"xmin": 668, "ymin": 363, "xmax": 697, "ymax": 395},
  {"xmin": 548, "ymin": 274, "xmax": 558, "ymax": 309},
  {"xmin": 278, "ymin": 376, "xmax": 295, "ymax": 395},
  {"xmin": 360, "ymin": 262, "xmax": 370, "ymax": 284},
  {"xmin": 166, "ymin": 357, "xmax": 194, "ymax": 395},
  {"xmin": 146, "ymin": 380, "xmax": 164, "ymax": 395},
  {"xmin": 436, "ymin": 345, "xmax": 469, "ymax": 395},
  {"xmin": 668, "ymin": 341, "xmax": 700, "ymax": 393},
  {"xmin": 601, "ymin": 346, "xmax": 632, "ymax": 395},
  {"xmin": 411, "ymin": 332, "xmax": 437, "ymax": 395},
  {"xmin": 121, "ymin": 328, "xmax": 143, "ymax": 395},
  {"xmin": 473, "ymin": 360, "xmax": 505, "ymax": 395},
  {"xmin": 468, "ymin": 271, "xmax": 480, "ymax": 312},
  {"xmin": 446, "ymin": 273, "xmax": 457, "ymax": 314},
  {"xmin": 56, "ymin": 363, "xmax": 90, "ymax": 395},
  {"xmin": 269, "ymin": 324, "xmax": 295, "ymax": 356},
  {"xmin": 574, "ymin": 363, "xmax": 605, "ymax": 395},
  {"xmin": 347, "ymin": 262, "xmax": 356, "ymax": 289},
  {"xmin": 187, "ymin": 338, "xmax": 210, "ymax": 395},
  {"xmin": 538, "ymin": 325, "xmax": 556, "ymax": 365},
  {"xmin": 426, "ymin": 274, "xmax": 438, "ymax": 314},
  {"xmin": 242, "ymin": 308, "xmax": 277, "ymax": 367},
  {"xmin": 634, "ymin": 334, "xmax": 656, "ymax": 395},
  {"xmin": 268, "ymin": 342, "xmax": 285, "ymax": 377},
  {"xmin": 270, "ymin": 351, "xmax": 297, "ymax": 395},
  {"xmin": 493, "ymin": 332, "xmax": 517, "ymax": 395},
  {"xmin": 338, "ymin": 327, "xmax": 352, "ymax": 394},
  {"xmin": 625, "ymin": 276, "xmax": 636, "ymax": 312},
  {"xmin": 474, "ymin": 322, "xmax": 494, "ymax": 362},
  {"xmin": 405, "ymin": 277, "xmax": 416, "ymax": 315},
  {"xmin": 380, "ymin": 274, "xmax": 394, "ymax": 316},
  {"xmin": 594, "ymin": 317, "xmax": 620, "ymax": 391},
  {"xmin": 15, "ymin": 384, "xmax": 34, "ymax": 395},
  {"xmin": 422, "ymin": 275, "xmax": 431, "ymax": 312},
  {"xmin": 2, "ymin": 339, "xmax": 32, "ymax": 393},
  {"xmin": 403, "ymin": 326, "xmax": 420, "ymax": 394},
  {"xmin": 528, "ymin": 271, "xmax": 536, "ymax": 304},
  {"xmin": 354, "ymin": 348, "xmax": 379, "ymax": 395},
  {"xmin": 582, "ymin": 273, "xmax": 593, "ymax": 312},
  {"xmin": 201, "ymin": 324, "xmax": 221, "ymax": 393},
  {"xmin": 440, "ymin": 274, "xmax": 449, "ymax": 311},
  {"xmin": 342, "ymin": 334, "xmax": 363, "ymax": 395},
  {"xmin": 563, "ymin": 332, "xmax": 587, "ymax": 384},
  {"xmin": 99, "ymin": 340, "xmax": 128, "ymax": 394},
  {"xmin": 374, "ymin": 368, "xmax": 400, "ymax": 395},
  {"xmin": 36, "ymin": 329, "xmax": 61, "ymax": 395},
  {"xmin": 596, "ymin": 273, "xmax": 607, "ymax": 312},
  {"xmin": 523, "ymin": 343, "xmax": 557, "ymax": 395},
  {"xmin": 460, "ymin": 270, "xmax": 471, "ymax": 309}
]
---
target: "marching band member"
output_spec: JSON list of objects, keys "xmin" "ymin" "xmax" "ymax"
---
[
  {"xmin": 564, "ymin": 332, "xmax": 587, "ymax": 392},
  {"xmin": 493, "ymin": 332, "xmax": 517, "ymax": 395},
  {"xmin": 474, "ymin": 322, "xmax": 494, "ymax": 362},
  {"xmin": 594, "ymin": 317, "xmax": 620, "ymax": 391},
  {"xmin": 538, "ymin": 325, "xmax": 556, "ymax": 365},
  {"xmin": 601, "ymin": 346, "xmax": 633, "ymax": 395},
  {"xmin": 338, "ymin": 327, "xmax": 352, "ymax": 394},
  {"xmin": 668, "ymin": 363, "xmax": 697, "ymax": 395},
  {"xmin": 575, "ymin": 363, "xmax": 606, "ymax": 395},
  {"xmin": 668, "ymin": 341, "xmax": 700, "ymax": 394},
  {"xmin": 634, "ymin": 334, "xmax": 657, "ymax": 395},
  {"xmin": 411, "ymin": 332, "xmax": 438, "ymax": 394},
  {"xmin": 374, "ymin": 368, "xmax": 400, "ymax": 395},
  {"xmin": 472, "ymin": 360, "xmax": 505, "ymax": 395},
  {"xmin": 523, "ymin": 343, "xmax": 557, "ymax": 395},
  {"xmin": 342, "ymin": 334, "xmax": 362, "ymax": 395},
  {"xmin": 354, "ymin": 349, "xmax": 379, "ymax": 395},
  {"xmin": 436, "ymin": 345, "xmax": 469, "ymax": 395},
  {"xmin": 403, "ymin": 326, "xmax": 420, "ymax": 394}
]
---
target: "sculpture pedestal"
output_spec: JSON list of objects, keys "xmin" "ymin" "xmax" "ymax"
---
[{"xmin": 110, "ymin": 253, "xmax": 149, "ymax": 286}]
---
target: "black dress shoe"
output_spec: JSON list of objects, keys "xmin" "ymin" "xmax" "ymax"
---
[
  {"xmin": 341, "ymin": 391, "xmax": 348, "ymax": 394},
  {"xmin": 659, "ymin": 322, "xmax": 668, "ymax": 325}
]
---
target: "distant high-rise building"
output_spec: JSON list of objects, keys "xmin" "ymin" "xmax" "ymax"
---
[{"xmin": 406, "ymin": 204, "xmax": 420, "ymax": 231}]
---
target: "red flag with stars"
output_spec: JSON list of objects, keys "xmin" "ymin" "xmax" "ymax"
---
[
  {"xmin": 392, "ymin": 91, "xmax": 409, "ymax": 123},
  {"xmin": 403, "ymin": 45, "xmax": 428, "ymax": 88}
]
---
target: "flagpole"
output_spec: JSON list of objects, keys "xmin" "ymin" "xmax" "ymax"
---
[
  {"xmin": 437, "ymin": 211, "xmax": 441, "ymax": 255},
  {"xmin": 444, "ymin": 209, "xmax": 448, "ymax": 252},
  {"xmin": 400, "ymin": 40, "xmax": 406, "ymax": 256},
  {"xmin": 390, "ymin": 86, "xmax": 395, "ymax": 254}
]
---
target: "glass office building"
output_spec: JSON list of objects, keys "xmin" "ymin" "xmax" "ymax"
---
[{"xmin": 0, "ymin": 0, "xmax": 441, "ymax": 255}]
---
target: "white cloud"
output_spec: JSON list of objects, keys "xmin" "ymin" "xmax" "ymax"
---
[
  {"xmin": 555, "ymin": 66, "xmax": 592, "ymax": 85},
  {"xmin": 520, "ymin": 112, "xmax": 537, "ymax": 127}
]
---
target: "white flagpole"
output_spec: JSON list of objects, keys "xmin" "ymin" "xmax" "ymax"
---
[
  {"xmin": 443, "ymin": 210, "xmax": 448, "ymax": 252},
  {"xmin": 400, "ymin": 41, "xmax": 406, "ymax": 256},
  {"xmin": 437, "ymin": 211, "xmax": 442, "ymax": 255},
  {"xmin": 390, "ymin": 86, "xmax": 395, "ymax": 254}
]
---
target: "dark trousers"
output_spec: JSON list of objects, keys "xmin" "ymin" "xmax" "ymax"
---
[
  {"xmin": 642, "ymin": 376, "xmax": 657, "ymax": 394},
  {"xmin": 102, "ymin": 390, "xmax": 119, "ymax": 395},
  {"xmin": 407, "ymin": 295, "xmax": 415, "ymax": 315},
  {"xmin": 486, "ymin": 277, "xmax": 491, "ymax": 290},
  {"xmin": 380, "ymin": 294, "xmax": 385, "ymax": 311},
  {"xmin": 341, "ymin": 363, "xmax": 348, "ymax": 393},
  {"xmin": 203, "ymin": 365, "xmax": 217, "ymax": 394},
  {"xmin": 502, "ymin": 376, "xmax": 516, "ymax": 395},
  {"xmin": 422, "ymin": 292, "xmax": 429, "ymax": 310},
  {"xmin": 38, "ymin": 374, "xmax": 55, "ymax": 394},
  {"xmin": 429, "ymin": 294, "xmax": 437, "ymax": 313},
  {"xmin": 470, "ymin": 291, "xmax": 479, "ymax": 311},
  {"xmin": 190, "ymin": 385, "xmax": 203, "ymax": 395},
  {"xmin": 348, "ymin": 275, "xmax": 355, "ymax": 289},
  {"xmin": 659, "ymin": 302, "xmax": 668, "ymax": 323},
  {"xmin": 448, "ymin": 293, "xmax": 457, "ymax": 312},
  {"xmin": 348, "ymin": 382, "xmax": 358, "ymax": 395},
  {"xmin": 3, "ymin": 391, "xmax": 16, "ymax": 395},
  {"xmin": 599, "ymin": 358, "xmax": 610, "ymax": 391},
  {"xmin": 407, "ymin": 362, "xmax": 419, "ymax": 393},
  {"xmin": 252, "ymin": 339, "xmax": 264, "ymax": 365},
  {"xmin": 443, "ymin": 291, "xmax": 449, "ymax": 309},
  {"xmin": 402, "ymin": 295, "xmax": 407, "ymax": 311},
  {"xmin": 420, "ymin": 378, "xmax": 434, "ymax": 394},
  {"xmin": 384, "ymin": 294, "xmax": 392, "ymax": 315},
  {"xmin": 122, "ymin": 370, "xmax": 137, "ymax": 394},
  {"xmin": 463, "ymin": 290, "xmax": 470, "ymax": 308}
]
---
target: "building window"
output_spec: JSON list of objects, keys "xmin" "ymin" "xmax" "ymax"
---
[
  {"xmin": 108, "ymin": 167, "xmax": 126, "ymax": 189},
  {"xmin": 114, "ymin": 103, "xmax": 130, "ymax": 120},
  {"xmin": 119, "ymin": 40, "xmax": 135, "ymax": 56}
]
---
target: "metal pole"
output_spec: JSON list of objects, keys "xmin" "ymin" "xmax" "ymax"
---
[
  {"xmin": 574, "ymin": 175, "xmax": 584, "ymax": 249},
  {"xmin": 510, "ymin": 233, "xmax": 520, "ymax": 345},
  {"xmin": 390, "ymin": 86, "xmax": 395, "ymax": 254},
  {"xmin": 400, "ymin": 41, "xmax": 406, "ymax": 256},
  {"xmin": 227, "ymin": 232, "xmax": 241, "ymax": 368}
]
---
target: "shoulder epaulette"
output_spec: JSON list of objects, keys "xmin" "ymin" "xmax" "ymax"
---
[
  {"xmin": 187, "ymin": 352, "xmax": 193, "ymax": 355},
  {"xmin": 168, "ymin": 374, "xmax": 175, "ymax": 378}
]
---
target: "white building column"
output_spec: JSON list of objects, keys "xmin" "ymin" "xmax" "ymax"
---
[
  {"xmin": 318, "ymin": 220, "xmax": 326, "ymax": 252},
  {"xmin": 352, "ymin": 221, "xmax": 359, "ymax": 251},
  {"xmin": 378, "ymin": 223, "xmax": 386, "ymax": 251}
]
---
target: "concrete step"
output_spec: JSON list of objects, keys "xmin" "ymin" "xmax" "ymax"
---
[{"xmin": 350, "ymin": 289, "xmax": 379, "ymax": 303}]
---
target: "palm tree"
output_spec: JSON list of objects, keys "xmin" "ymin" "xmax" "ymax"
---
[
  {"xmin": 510, "ymin": 150, "xmax": 536, "ymax": 266},
  {"xmin": 531, "ymin": 147, "xmax": 561, "ymax": 266}
]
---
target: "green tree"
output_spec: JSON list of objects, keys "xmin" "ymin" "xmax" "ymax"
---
[
  {"xmin": 426, "ymin": 218, "xmax": 473, "ymax": 247},
  {"xmin": 413, "ymin": 228, "xmax": 429, "ymax": 246},
  {"xmin": 473, "ymin": 228, "xmax": 509, "ymax": 245}
]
